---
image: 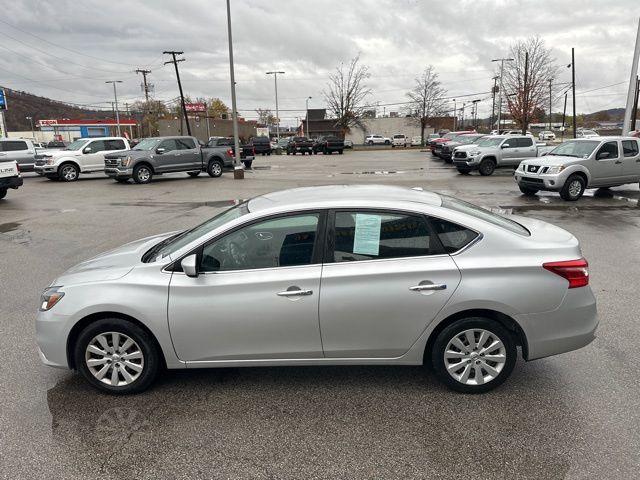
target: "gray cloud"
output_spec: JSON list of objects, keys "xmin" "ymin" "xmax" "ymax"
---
[{"xmin": 1, "ymin": 0, "xmax": 638, "ymax": 124}]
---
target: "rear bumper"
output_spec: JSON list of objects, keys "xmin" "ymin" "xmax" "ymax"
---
[
  {"xmin": 0, "ymin": 175, "xmax": 23, "ymax": 189},
  {"xmin": 516, "ymin": 286, "xmax": 598, "ymax": 360}
]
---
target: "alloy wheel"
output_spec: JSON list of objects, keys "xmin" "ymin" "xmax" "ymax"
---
[
  {"xmin": 61, "ymin": 165, "xmax": 78, "ymax": 181},
  {"xmin": 568, "ymin": 180, "xmax": 582, "ymax": 198},
  {"xmin": 443, "ymin": 328, "xmax": 506, "ymax": 386},
  {"xmin": 137, "ymin": 167, "xmax": 151, "ymax": 182},
  {"xmin": 85, "ymin": 332, "xmax": 144, "ymax": 387},
  {"xmin": 211, "ymin": 163, "xmax": 222, "ymax": 176}
]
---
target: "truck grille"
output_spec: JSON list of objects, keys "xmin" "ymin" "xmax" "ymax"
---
[
  {"xmin": 104, "ymin": 158, "xmax": 119, "ymax": 167},
  {"xmin": 454, "ymin": 151, "xmax": 467, "ymax": 159},
  {"xmin": 35, "ymin": 159, "xmax": 46, "ymax": 166}
]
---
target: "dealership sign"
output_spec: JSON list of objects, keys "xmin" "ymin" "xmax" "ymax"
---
[
  {"xmin": 38, "ymin": 119, "xmax": 58, "ymax": 126},
  {"xmin": 185, "ymin": 103, "xmax": 206, "ymax": 113}
]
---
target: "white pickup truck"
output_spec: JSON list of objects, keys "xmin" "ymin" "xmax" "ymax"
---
[
  {"xmin": 0, "ymin": 161, "xmax": 23, "ymax": 200},
  {"xmin": 34, "ymin": 137, "xmax": 130, "ymax": 181}
]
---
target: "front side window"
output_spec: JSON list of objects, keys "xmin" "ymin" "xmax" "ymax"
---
[
  {"xmin": 501, "ymin": 139, "xmax": 516, "ymax": 148},
  {"xmin": 622, "ymin": 140, "xmax": 639, "ymax": 157},
  {"xmin": 158, "ymin": 139, "xmax": 178, "ymax": 151},
  {"xmin": 597, "ymin": 141, "xmax": 619, "ymax": 159},
  {"xmin": 333, "ymin": 211, "xmax": 433, "ymax": 263},
  {"xmin": 85, "ymin": 140, "xmax": 106, "ymax": 153},
  {"xmin": 200, "ymin": 213, "xmax": 320, "ymax": 272}
]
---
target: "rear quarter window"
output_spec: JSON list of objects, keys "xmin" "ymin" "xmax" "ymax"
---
[{"xmin": 440, "ymin": 195, "xmax": 530, "ymax": 236}]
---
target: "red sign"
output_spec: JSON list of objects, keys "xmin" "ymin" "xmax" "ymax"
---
[
  {"xmin": 185, "ymin": 103, "xmax": 206, "ymax": 113},
  {"xmin": 38, "ymin": 119, "xmax": 57, "ymax": 126}
]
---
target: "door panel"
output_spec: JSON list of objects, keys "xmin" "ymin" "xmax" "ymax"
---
[
  {"xmin": 589, "ymin": 140, "xmax": 623, "ymax": 186},
  {"xmin": 621, "ymin": 139, "xmax": 640, "ymax": 181},
  {"xmin": 154, "ymin": 139, "xmax": 180, "ymax": 172},
  {"xmin": 499, "ymin": 138, "xmax": 519, "ymax": 165},
  {"xmin": 80, "ymin": 140, "xmax": 104, "ymax": 171},
  {"xmin": 320, "ymin": 256, "xmax": 460, "ymax": 358},
  {"xmin": 176, "ymin": 137, "xmax": 201, "ymax": 169}
]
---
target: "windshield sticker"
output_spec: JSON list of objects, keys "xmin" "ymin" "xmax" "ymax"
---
[{"xmin": 353, "ymin": 214, "xmax": 381, "ymax": 256}]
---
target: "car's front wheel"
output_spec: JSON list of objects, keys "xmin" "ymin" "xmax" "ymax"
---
[
  {"xmin": 74, "ymin": 318, "xmax": 161, "ymax": 394},
  {"xmin": 431, "ymin": 317, "xmax": 517, "ymax": 393},
  {"xmin": 58, "ymin": 162, "xmax": 79, "ymax": 182},
  {"xmin": 133, "ymin": 164, "xmax": 153, "ymax": 184},
  {"xmin": 478, "ymin": 158, "xmax": 496, "ymax": 176},
  {"xmin": 560, "ymin": 174, "xmax": 585, "ymax": 201}
]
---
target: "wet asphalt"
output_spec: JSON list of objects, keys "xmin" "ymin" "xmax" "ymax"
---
[{"xmin": 1, "ymin": 149, "xmax": 639, "ymax": 479}]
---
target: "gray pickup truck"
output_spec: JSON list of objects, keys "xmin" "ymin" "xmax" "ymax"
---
[
  {"xmin": 104, "ymin": 136, "xmax": 234, "ymax": 184},
  {"xmin": 452, "ymin": 135, "xmax": 552, "ymax": 175}
]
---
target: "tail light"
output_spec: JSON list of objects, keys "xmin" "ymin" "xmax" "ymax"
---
[
  {"xmin": 543, "ymin": 258, "xmax": 589, "ymax": 288},
  {"xmin": 227, "ymin": 149, "xmax": 233, "ymax": 156}
]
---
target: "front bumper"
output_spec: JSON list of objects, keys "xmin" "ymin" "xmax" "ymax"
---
[
  {"xmin": 35, "ymin": 308, "xmax": 72, "ymax": 369},
  {"xmin": 516, "ymin": 286, "xmax": 598, "ymax": 360},
  {"xmin": 34, "ymin": 164, "xmax": 57, "ymax": 175},
  {"xmin": 105, "ymin": 167, "xmax": 133, "ymax": 178},
  {"xmin": 514, "ymin": 170, "xmax": 568, "ymax": 191},
  {"xmin": 453, "ymin": 156, "xmax": 481, "ymax": 169},
  {"xmin": 0, "ymin": 175, "xmax": 23, "ymax": 189}
]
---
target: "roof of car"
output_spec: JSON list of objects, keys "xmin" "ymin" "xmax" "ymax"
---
[
  {"xmin": 570, "ymin": 136, "xmax": 635, "ymax": 141},
  {"xmin": 248, "ymin": 185, "xmax": 442, "ymax": 212}
]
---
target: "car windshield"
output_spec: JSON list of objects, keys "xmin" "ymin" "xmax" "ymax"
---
[
  {"xmin": 143, "ymin": 202, "xmax": 250, "ymax": 262},
  {"xmin": 133, "ymin": 138, "xmax": 161, "ymax": 150},
  {"xmin": 393, "ymin": 135, "xmax": 404, "ymax": 139},
  {"xmin": 476, "ymin": 137, "xmax": 504, "ymax": 147},
  {"xmin": 459, "ymin": 135, "xmax": 484, "ymax": 144},
  {"xmin": 443, "ymin": 133, "xmax": 457, "ymax": 139},
  {"xmin": 440, "ymin": 195, "xmax": 530, "ymax": 236},
  {"xmin": 64, "ymin": 139, "xmax": 89, "ymax": 151},
  {"xmin": 548, "ymin": 140, "xmax": 599, "ymax": 158}
]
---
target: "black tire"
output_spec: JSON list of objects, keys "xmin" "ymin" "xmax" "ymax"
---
[
  {"xmin": 0, "ymin": 188, "xmax": 6, "ymax": 199},
  {"xmin": 478, "ymin": 158, "xmax": 496, "ymax": 176},
  {"xmin": 58, "ymin": 162, "xmax": 80, "ymax": 182},
  {"xmin": 207, "ymin": 159, "xmax": 224, "ymax": 177},
  {"xmin": 313, "ymin": 150, "xmax": 318, "ymax": 155},
  {"xmin": 368, "ymin": 141, "xmax": 374, "ymax": 146},
  {"xmin": 326, "ymin": 150, "xmax": 332, "ymax": 155},
  {"xmin": 560, "ymin": 174, "xmax": 586, "ymax": 201},
  {"xmin": 431, "ymin": 317, "xmax": 517, "ymax": 394},
  {"xmin": 338, "ymin": 150, "xmax": 343, "ymax": 155},
  {"xmin": 242, "ymin": 160, "xmax": 253, "ymax": 169},
  {"xmin": 286, "ymin": 150, "xmax": 290, "ymax": 155},
  {"xmin": 457, "ymin": 168, "xmax": 471, "ymax": 175},
  {"xmin": 133, "ymin": 164, "xmax": 153, "ymax": 184},
  {"xmin": 115, "ymin": 178, "xmax": 129, "ymax": 183},
  {"xmin": 519, "ymin": 185, "xmax": 539, "ymax": 195},
  {"xmin": 187, "ymin": 171, "xmax": 200, "ymax": 177},
  {"xmin": 74, "ymin": 317, "xmax": 161, "ymax": 394},
  {"xmin": 384, "ymin": 140, "xmax": 391, "ymax": 145}
]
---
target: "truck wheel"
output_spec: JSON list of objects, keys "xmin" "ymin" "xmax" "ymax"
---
[
  {"xmin": 133, "ymin": 164, "xmax": 153, "ymax": 184},
  {"xmin": 58, "ymin": 162, "xmax": 79, "ymax": 182},
  {"xmin": 0, "ymin": 188, "xmax": 6, "ymax": 199},
  {"xmin": 338, "ymin": 150, "xmax": 343, "ymax": 155},
  {"xmin": 384, "ymin": 140, "xmax": 391, "ymax": 145},
  {"xmin": 207, "ymin": 159, "xmax": 223, "ymax": 178},
  {"xmin": 187, "ymin": 171, "xmax": 201, "ymax": 177},
  {"xmin": 518, "ymin": 185, "xmax": 538, "ymax": 195},
  {"xmin": 242, "ymin": 160, "xmax": 253, "ymax": 169},
  {"xmin": 560, "ymin": 174, "xmax": 585, "ymax": 201},
  {"xmin": 368, "ymin": 141, "xmax": 374, "ymax": 146},
  {"xmin": 478, "ymin": 158, "xmax": 496, "ymax": 176}
]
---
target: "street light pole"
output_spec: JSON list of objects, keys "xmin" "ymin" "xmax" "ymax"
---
[
  {"xmin": 305, "ymin": 96, "xmax": 312, "ymax": 138},
  {"xmin": 491, "ymin": 57, "xmax": 514, "ymax": 133},
  {"xmin": 105, "ymin": 81, "xmax": 122, "ymax": 136},
  {"xmin": 26, "ymin": 116, "xmax": 34, "ymax": 141},
  {"xmin": 225, "ymin": 0, "xmax": 243, "ymax": 179},
  {"xmin": 266, "ymin": 71, "xmax": 284, "ymax": 140}
]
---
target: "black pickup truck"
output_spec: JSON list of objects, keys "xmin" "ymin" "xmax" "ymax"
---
[
  {"xmin": 286, "ymin": 136, "xmax": 314, "ymax": 155},
  {"xmin": 250, "ymin": 136, "xmax": 272, "ymax": 156},
  {"xmin": 312, "ymin": 136, "xmax": 345, "ymax": 155},
  {"xmin": 206, "ymin": 137, "xmax": 255, "ymax": 168}
]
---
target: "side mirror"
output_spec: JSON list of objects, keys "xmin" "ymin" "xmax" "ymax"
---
[
  {"xmin": 596, "ymin": 151, "xmax": 611, "ymax": 160},
  {"xmin": 181, "ymin": 254, "xmax": 199, "ymax": 278},
  {"xmin": 156, "ymin": 147, "xmax": 166, "ymax": 154},
  {"xmin": 501, "ymin": 144, "xmax": 509, "ymax": 149},
  {"xmin": 83, "ymin": 147, "xmax": 92, "ymax": 154}
]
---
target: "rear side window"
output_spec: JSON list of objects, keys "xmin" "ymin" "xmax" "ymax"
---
[
  {"xmin": 105, "ymin": 139, "xmax": 126, "ymax": 150},
  {"xmin": 333, "ymin": 211, "xmax": 434, "ymax": 262},
  {"xmin": 430, "ymin": 218, "xmax": 479, "ymax": 253},
  {"xmin": 517, "ymin": 137, "xmax": 533, "ymax": 147},
  {"xmin": 1, "ymin": 141, "xmax": 28, "ymax": 151},
  {"xmin": 622, "ymin": 140, "xmax": 639, "ymax": 157},
  {"xmin": 441, "ymin": 195, "xmax": 530, "ymax": 236},
  {"xmin": 177, "ymin": 138, "xmax": 196, "ymax": 149}
]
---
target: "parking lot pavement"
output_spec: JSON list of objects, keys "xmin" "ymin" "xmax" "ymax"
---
[{"xmin": 1, "ymin": 149, "xmax": 639, "ymax": 479}]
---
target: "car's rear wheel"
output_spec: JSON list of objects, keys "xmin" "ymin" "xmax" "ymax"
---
[
  {"xmin": 133, "ymin": 164, "xmax": 153, "ymax": 184},
  {"xmin": 207, "ymin": 159, "xmax": 223, "ymax": 178},
  {"xmin": 338, "ymin": 150, "xmax": 343, "ymax": 154},
  {"xmin": 74, "ymin": 318, "xmax": 160, "ymax": 394},
  {"xmin": 58, "ymin": 162, "xmax": 79, "ymax": 182},
  {"xmin": 431, "ymin": 317, "xmax": 517, "ymax": 393},
  {"xmin": 242, "ymin": 160, "xmax": 253, "ymax": 169},
  {"xmin": 519, "ymin": 185, "xmax": 538, "ymax": 195},
  {"xmin": 560, "ymin": 174, "xmax": 585, "ymax": 201},
  {"xmin": 478, "ymin": 158, "xmax": 496, "ymax": 176}
]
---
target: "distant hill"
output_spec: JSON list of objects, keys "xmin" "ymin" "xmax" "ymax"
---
[
  {"xmin": 584, "ymin": 108, "xmax": 625, "ymax": 122},
  {"xmin": 0, "ymin": 87, "xmax": 114, "ymax": 131}
]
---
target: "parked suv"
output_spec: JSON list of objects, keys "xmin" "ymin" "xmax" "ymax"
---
[
  {"xmin": 516, "ymin": 137, "xmax": 640, "ymax": 200},
  {"xmin": 250, "ymin": 136, "xmax": 272, "ymax": 156},
  {"xmin": 34, "ymin": 137, "xmax": 129, "ymax": 181},
  {"xmin": 0, "ymin": 160, "xmax": 23, "ymax": 200},
  {"xmin": 392, "ymin": 134, "xmax": 407, "ymax": 147},
  {"xmin": 452, "ymin": 135, "xmax": 542, "ymax": 175},
  {"xmin": 365, "ymin": 134, "xmax": 391, "ymax": 145},
  {"xmin": 538, "ymin": 130, "xmax": 556, "ymax": 141},
  {"xmin": 0, "ymin": 138, "xmax": 38, "ymax": 172}
]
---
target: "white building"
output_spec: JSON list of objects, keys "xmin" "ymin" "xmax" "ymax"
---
[{"xmin": 345, "ymin": 117, "xmax": 432, "ymax": 144}]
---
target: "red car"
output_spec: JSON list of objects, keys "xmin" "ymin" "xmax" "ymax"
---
[{"xmin": 429, "ymin": 130, "xmax": 476, "ymax": 155}]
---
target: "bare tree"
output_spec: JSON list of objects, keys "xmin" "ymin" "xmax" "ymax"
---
[
  {"xmin": 255, "ymin": 108, "xmax": 276, "ymax": 126},
  {"xmin": 323, "ymin": 55, "xmax": 372, "ymax": 135},
  {"xmin": 502, "ymin": 37, "xmax": 557, "ymax": 133},
  {"xmin": 406, "ymin": 66, "xmax": 448, "ymax": 145}
]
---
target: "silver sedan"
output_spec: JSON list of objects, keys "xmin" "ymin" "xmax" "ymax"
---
[{"xmin": 36, "ymin": 185, "xmax": 597, "ymax": 394}]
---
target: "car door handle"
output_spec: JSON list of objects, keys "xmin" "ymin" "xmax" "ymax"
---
[
  {"xmin": 175, "ymin": 153, "xmax": 181, "ymax": 156},
  {"xmin": 277, "ymin": 288, "xmax": 313, "ymax": 297},
  {"xmin": 409, "ymin": 284, "xmax": 447, "ymax": 291}
]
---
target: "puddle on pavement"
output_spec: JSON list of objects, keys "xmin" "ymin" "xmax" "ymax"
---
[
  {"xmin": 0, "ymin": 222, "xmax": 20, "ymax": 233},
  {"xmin": 0, "ymin": 221, "xmax": 31, "ymax": 244},
  {"xmin": 252, "ymin": 166, "xmax": 271, "ymax": 170}
]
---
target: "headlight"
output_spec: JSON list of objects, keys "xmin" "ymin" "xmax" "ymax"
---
[
  {"xmin": 121, "ymin": 155, "xmax": 132, "ymax": 167},
  {"xmin": 45, "ymin": 158, "xmax": 55, "ymax": 165},
  {"xmin": 546, "ymin": 165, "xmax": 565, "ymax": 174},
  {"xmin": 40, "ymin": 286, "xmax": 65, "ymax": 311}
]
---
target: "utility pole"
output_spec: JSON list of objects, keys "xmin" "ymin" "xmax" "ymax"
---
[
  {"xmin": 472, "ymin": 99, "xmax": 480, "ymax": 130},
  {"xmin": 491, "ymin": 76, "xmax": 498, "ymax": 130},
  {"xmin": 461, "ymin": 102, "xmax": 466, "ymax": 128},
  {"xmin": 305, "ymin": 96, "xmax": 312, "ymax": 138},
  {"xmin": 548, "ymin": 78, "xmax": 553, "ymax": 131},
  {"xmin": 571, "ymin": 47, "xmax": 577, "ymax": 138},
  {"xmin": 561, "ymin": 93, "xmax": 568, "ymax": 141},
  {"xmin": 623, "ymin": 18, "xmax": 640, "ymax": 135},
  {"xmin": 632, "ymin": 76, "xmax": 639, "ymax": 132},
  {"xmin": 522, "ymin": 51, "xmax": 529, "ymax": 135},
  {"xmin": 453, "ymin": 99, "xmax": 456, "ymax": 130},
  {"xmin": 266, "ymin": 71, "xmax": 285, "ymax": 139},
  {"xmin": 136, "ymin": 68, "xmax": 152, "ymax": 138},
  {"xmin": 105, "ymin": 80, "xmax": 122, "ymax": 136},
  {"xmin": 26, "ymin": 116, "xmax": 34, "ymax": 141},
  {"xmin": 163, "ymin": 51, "xmax": 191, "ymax": 136},
  {"xmin": 492, "ymin": 57, "xmax": 514, "ymax": 134},
  {"xmin": 125, "ymin": 103, "xmax": 133, "ymax": 138},
  {"xmin": 225, "ymin": 0, "xmax": 243, "ymax": 179}
]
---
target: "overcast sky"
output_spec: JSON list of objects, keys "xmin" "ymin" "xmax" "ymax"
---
[{"xmin": 2, "ymin": 0, "xmax": 639, "ymax": 125}]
